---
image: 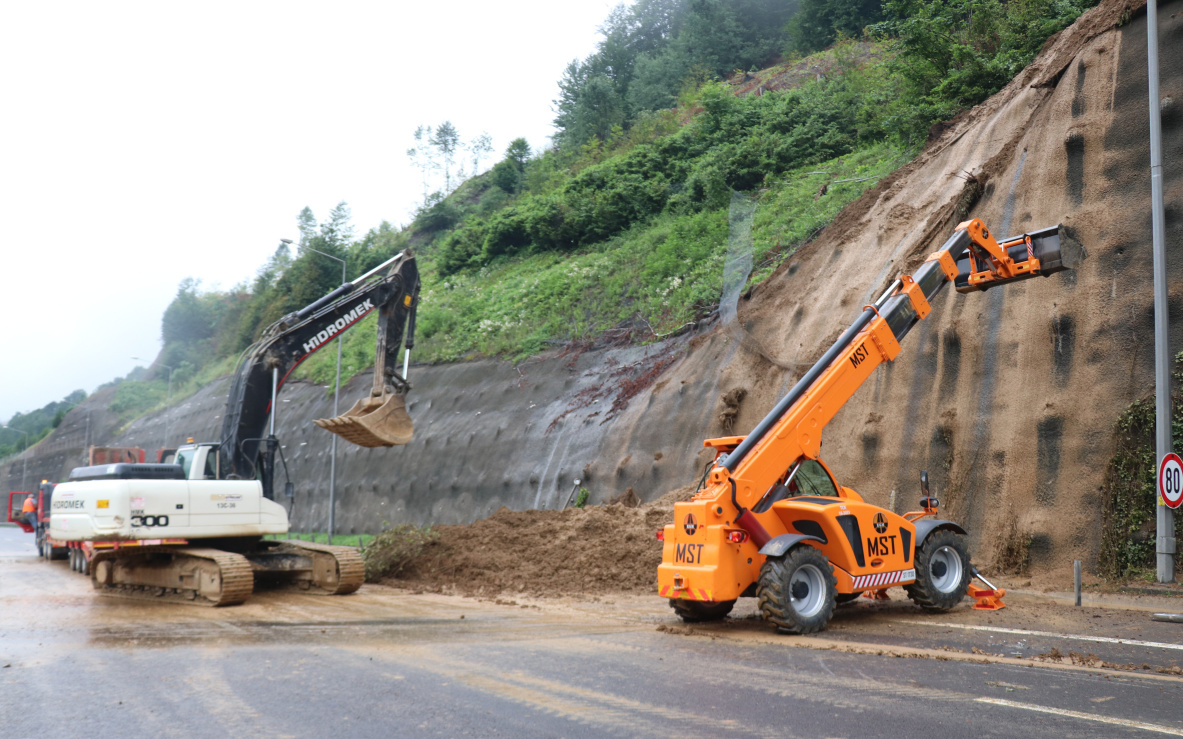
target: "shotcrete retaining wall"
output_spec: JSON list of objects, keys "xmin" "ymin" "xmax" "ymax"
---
[{"xmin": 3, "ymin": 338, "xmax": 729, "ymax": 534}]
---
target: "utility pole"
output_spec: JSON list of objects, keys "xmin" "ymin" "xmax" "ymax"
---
[{"xmin": 1148, "ymin": 0, "xmax": 1175, "ymax": 582}]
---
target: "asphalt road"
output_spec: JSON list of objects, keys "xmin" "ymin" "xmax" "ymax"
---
[{"xmin": 2, "ymin": 524, "xmax": 1181, "ymax": 739}]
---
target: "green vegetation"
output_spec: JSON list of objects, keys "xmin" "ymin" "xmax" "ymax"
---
[
  {"xmin": 57, "ymin": 0, "xmax": 1100, "ymax": 419},
  {"xmin": 873, "ymin": 0, "xmax": 1100, "ymax": 140},
  {"xmin": 0, "ymin": 390, "xmax": 86, "ymax": 461},
  {"xmin": 1099, "ymin": 353, "xmax": 1183, "ymax": 580},
  {"xmin": 360, "ymin": 523, "xmax": 440, "ymax": 582}
]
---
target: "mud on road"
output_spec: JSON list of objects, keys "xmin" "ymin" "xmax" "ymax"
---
[{"xmin": 4, "ymin": 524, "xmax": 1183, "ymax": 739}]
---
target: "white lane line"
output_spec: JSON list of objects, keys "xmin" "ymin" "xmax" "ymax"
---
[
  {"xmin": 977, "ymin": 697, "xmax": 1183, "ymax": 736},
  {"xmin": 892, "ymin": 620, "xmax": 1183, "ymax": 652}
]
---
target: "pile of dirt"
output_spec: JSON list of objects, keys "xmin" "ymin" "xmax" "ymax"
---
[{"xmin": 383, "ymin": 486, "xmax": 696, "ymax": 597}]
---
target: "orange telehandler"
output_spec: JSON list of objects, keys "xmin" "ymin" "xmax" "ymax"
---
[{"xmin": 658, "ymin": 218, "xmax": 1081, "ymax": 633}]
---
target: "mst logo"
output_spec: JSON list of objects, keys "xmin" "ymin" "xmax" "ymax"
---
[
  {"xmin": 873, "ymin": 511, "xmax": 888, "ymax": 534},
  {"xmin": 683, "ymin": 513, "xmax": 698, "ymax": 536},
  {"xmin": 849, "ymin": 341, "xmax": 870, "ymax": 369}
]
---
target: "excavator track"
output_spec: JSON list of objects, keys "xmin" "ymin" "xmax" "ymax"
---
[
  {"xmin": 265, "ymin": 541, "xmax": 365, "ymax": 595},
  {"xmin": 90, "ymin": 546, "xmax": 255, "ymax": 606}
]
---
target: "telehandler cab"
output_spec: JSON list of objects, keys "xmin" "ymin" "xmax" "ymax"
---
[{"xmin": 658, "ymin": 219, "xmax": 1081, "ymax": 633}]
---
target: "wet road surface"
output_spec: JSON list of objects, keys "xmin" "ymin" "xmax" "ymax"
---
[{"xmin": 2, "ymin": 524, "xmax": 1181, "ymax": 738}]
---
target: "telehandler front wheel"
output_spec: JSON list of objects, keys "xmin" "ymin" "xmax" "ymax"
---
[
  {"xmin": 906, "ymin": 529, "xmax": 971, "ymax": 611},
  {"xmin": 669, "ymin": 598, "xmax": 735, "ymax": 622},
  {"xmin": 757, "ymin": 546, "xmax": 836, "ymax": 634}
]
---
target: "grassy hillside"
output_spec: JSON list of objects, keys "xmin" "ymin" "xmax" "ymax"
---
[{"xmin": 17, "ymin": 0, "xmax": 1100, "ymax": 422}]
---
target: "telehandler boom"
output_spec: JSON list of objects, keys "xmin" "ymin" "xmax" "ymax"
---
[{"xmin": 658, "ymin": 219, "xmax": 1081, "ymax": 633}]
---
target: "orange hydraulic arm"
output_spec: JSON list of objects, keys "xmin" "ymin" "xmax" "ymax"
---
[
  {"xmin": 711, "ymin": 219, "xmax": 1072, "ymax": 514},
  {"xmin": 658, "ymin": 219, "xmax": 1077, "ymax": 602}
]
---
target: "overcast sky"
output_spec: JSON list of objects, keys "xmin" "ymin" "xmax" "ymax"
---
[{"xmin": 0, "ymin": 0, "xmax": 620, "ymax": 422}]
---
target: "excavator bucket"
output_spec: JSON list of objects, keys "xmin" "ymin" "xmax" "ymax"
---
[{"xmin": 313, "ymin": 391, "xmax": 413, "ymax": 447}]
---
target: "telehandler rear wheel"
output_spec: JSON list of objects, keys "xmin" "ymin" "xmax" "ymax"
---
[
  {"xmin": 669, "ymin": 598, "xmax": 736, "ymax": 622},
  {"xmin": 757, "ymin": 546, "xmax": 836, "ymax": 634},
  {"xmin": 906, "ymin": 529, "xmax": 971, "ymax": 611}
]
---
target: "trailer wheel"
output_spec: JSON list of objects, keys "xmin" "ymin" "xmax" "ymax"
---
[
  {"xmin": 69, "ymin": 547, "xmax": 77, "ymax": 571},
  {"xmin": 905, "ymin": 529, "xmax": 971, "ymax": 612},
  {"xmin": 80, "ymin": 552, "xmax": 89, "ymax": 576},
  {"xmin": 47, "ymin": 541, "xmax": 67, "ymax": 561},
  {"xmin": 669, "ymin": 598, "xmax": 735, "ymax": 622},
  {"xmin": 757, "ymin": 546, "xmax": 836, "ymax": 634}
]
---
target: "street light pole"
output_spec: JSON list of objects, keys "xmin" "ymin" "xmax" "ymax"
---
[
  {"xmin": 3, "ymin": 426, "xmax": 30, "ymax": 491},
  {"xmin": 292, "ymin": 240, "xmax": 347, "ymax": 541},
  {"xmin": 1147, "ymin": 0, "xmax": 1175, "ymax": 583}
]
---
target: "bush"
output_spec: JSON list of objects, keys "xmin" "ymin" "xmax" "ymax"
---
[
  {"xmin": 490, "ymin": 160, "xmax": 521, "ymax": 193},
  {"xmin": 361, "ymin": 523, "xmax": 440, "ymax": 582}
]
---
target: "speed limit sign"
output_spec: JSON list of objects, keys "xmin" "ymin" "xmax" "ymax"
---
[{"xmin": 1158, "ymin": 453, "xmax": 1183, "ymax": 509}]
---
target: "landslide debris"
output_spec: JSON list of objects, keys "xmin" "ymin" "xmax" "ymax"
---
[{"xmin": 374, "ymin": 486, "xmax": 697, "ymax": 597}]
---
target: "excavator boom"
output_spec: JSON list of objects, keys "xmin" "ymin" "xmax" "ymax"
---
[{"xmin": 221, "ymin": 250, "xmax": 420, "ymax": 493}]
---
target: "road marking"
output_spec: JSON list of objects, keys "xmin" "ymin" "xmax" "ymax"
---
[
  {"xmin": 977, "ymin": 697, "xmax": 1183, "ymax": 736},
  {"xmin": 893, "ymin": 620, "xmax": 1183, "ymax": 652}
]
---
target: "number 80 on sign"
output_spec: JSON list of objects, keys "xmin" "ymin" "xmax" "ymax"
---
[{"xmin": 1158, "ymin": 453, "xmax": 1183, "ymax": 509}]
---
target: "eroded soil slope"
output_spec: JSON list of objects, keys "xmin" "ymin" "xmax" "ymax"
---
[{"xmin": 6, "ymin": 0, "xmax": 1179, "ymax": 589}]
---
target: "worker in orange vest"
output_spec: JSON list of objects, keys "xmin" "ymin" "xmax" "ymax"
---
[{"xmin": 21, "ymin": 493, "xmax": 37, "ymax": 530}]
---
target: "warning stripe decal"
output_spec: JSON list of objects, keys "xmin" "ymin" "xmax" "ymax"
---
[
  {"xmin": 852, "ymin": 568, "xmax": 916, "ymax": 590},
  {"xmin": 660, "ymin": 586, "xmax": 715, "ymax": 602}
]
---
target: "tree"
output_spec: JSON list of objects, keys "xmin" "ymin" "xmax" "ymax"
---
[
  {"xmin": 162, "ymin": 278, "xmax": 216, "ymax": 344},
  {"xmin": 297, "ymin": 206, "xmax": 317, "ymax": 246},
  {"xmin": 321, "ymin": 201, "xmax": 354, "ymax": 249},
  {"xmin": 430, "ymin": 121, "xmax": 462, "ymax": 193},
  {"xmin": 505, "ymin": 138, "xmax": 531, "ymax": 170},
  {"xmin": 468, "ymin": 132, "xmax": 494, "ymax": 175},
  {"xmin": 490, "ymin": 161, "xmax": 520, "ymax": 193},
  {"xmin": 406, "ymin": 125, "xmax": 438, "ymax": 204},
  {"xmin": 788, "ymin": 0, "xmax": 882, "ymax": 54},
  {"xmin": 253, "ymin": 241, "xmax": 292, "ymax": 293},
  {"xmin": 553, "ymin": 0, "xmax": 794, "ymax": 147}
]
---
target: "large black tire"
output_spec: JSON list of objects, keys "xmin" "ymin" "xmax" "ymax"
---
[
  {"xmin": 757, "ymin": 546, "xmax": 836, "ymax": 634},
  {"xmin": 669, "ymin": 598, "xmax": 736, "ymax": 622},
  {"xmin": 835, "ymin": 592, "xmax": 862, "ymax": 606},
  {"xmin": 69, "ymin": 547, "xmax": 78, "ymax": 572},
  {"xmin": 906, "ymin": 529, "xmax": 971, "ymax": 612}
]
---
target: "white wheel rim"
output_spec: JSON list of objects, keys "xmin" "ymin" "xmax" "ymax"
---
[
  {"xmin": 931, "ymin": 545, "xmax": 963, "ymax": 593},
  {"xmin": 789, "ymin": 563, "xmax": 826, "ymax": 618}
]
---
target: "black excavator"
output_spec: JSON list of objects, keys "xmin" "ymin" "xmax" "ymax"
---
[
  {"xmin": 222, "ymin": 248, "xmax": 422, "ymax": 499},
  {"xmin": 48, "ymin": 250, "xmax": 420, "ymax": 605}
]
